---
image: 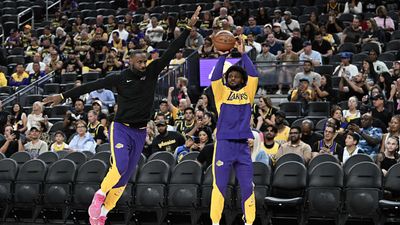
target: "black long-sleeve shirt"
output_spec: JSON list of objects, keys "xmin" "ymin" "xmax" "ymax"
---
[{"xmin": 63, "ymin": 29, "xmax": 191, "ymax": 128}]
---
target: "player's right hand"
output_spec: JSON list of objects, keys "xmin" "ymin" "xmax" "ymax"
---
[{"xmin": 43, "ymin": 94, "xmax": 63, "ymax": 107}]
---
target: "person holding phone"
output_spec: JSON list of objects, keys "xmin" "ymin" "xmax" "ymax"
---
[{"xmin": 0, "ymin": 125, "xmax": 24, "ymax": 157}]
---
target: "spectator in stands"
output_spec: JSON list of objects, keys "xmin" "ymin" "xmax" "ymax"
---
[
  {"xmin": 302, "ymin": 22, "xmax": 318, "ymax": 42},
  {"xmin": 20, "ymin": 24, "xmax": 32, "ymax": 49},
  {"xmin": 176, "ymin": 107, "xmax": 195, "ymax": 135},
  {"xmin": 362, "ymin": 18, "xmax": 386, "ymax": 44},
  {"xmin": 10, "ymin": 103, "xmax": 27, "ymax": 134},
  {"xmin": 185, "ymin": 29, "xmax": 204, "ymax": 50},
  {"xmin": 167, "ymin": 87, "xmax": 191, "ymax": 125},
  {"xmin": 312, "ymin": 32, "xmax": 333, "ymax": 64},
  {"xmin": 331, "ymin": 105, "xmax": 347, "ymax": 132},
  {"xmin": 347, "ymin": 113, "xmax": 382, "ymax": 157},
  {"xmin": 145, "ymin": 17, "xmax": 164, "ymax": 44},
  {"xmin": 255, "ymin": 96, "xmax": 277, "ymax": 131},
  {"xmin": 276, "ymin": 42, "xmax": 299, "ymax": 94},
  {"xmin": 256, "ymin": 7, "xmax": 270, "ymax": 26},
  {"xmin": 370, "ymin": 93, "xmax": 392, "ymax": 131},
  {"xmin": 68, "ymin": 120, "xmax": 96, "ymax": 153},
  {"xmin": 376, "ymin": 136, "xmax": 399, "ymax": 176},
  {"xmin": 154, "ymin": 99, "xmax": 174, "ymax": 126},
  {"xmin": 343, "ymin": 0, "xmax": 362, "ymax": 14},
  {"xmin": 88, "ymin": 89, "xmax": 116, "ymax": 110},
  {"xmin": 62, "ymin": 51, "xmax": 84, "ymax": 74},
  {"xmin": 361, "ymin": 59, "xmax": 378, "ymax": 84},
  {"xmin": 272, "ymin": 9, "xmax": 283, "ymax": 24},
  {"xmin": 369, "ymin": 49, "xmax": 389, "ymax": 74},
  {"xmin": 274, "ymin": 111, "xmax": 290, "ymax": 145},
  {"xmin": 249, "ymin": 130, "xmax": 269, "ymax": 165},
  {"xmin": 146, "ymin": 48, "xmax": 159, "ymax": 66},
  {"xmin": 325, "ymin": 10, "xmax": 344, "ymax": 34},
  {"xmin": 339, "ymin": 72, "xmax": 368, "ymax": 101},
  {"xmin": 9, "ymin": 64, "xmax": 30, "ymax": 87},
  {"xmin": 299, "ymin": 41, "xmax": 322, "ymax": 66},
  {"xmin": 169, "ymin": 49, "xmax": 186, "ymax": 69},
  {"xmin": 198, "ymin": 37, "xmax": 217, "ymax": 58},
  {"xmin": 272, "ymin": 23, "xmax": 290, "ymax": 42},
  {"xmin": 293, "ymin": 60, "xmax": 321, "ymax": 88},
  {"xmin": 202, "ymin": 111, "xmax": 216, "ymax": 132},
  {"xmin": 343, "ymin": 96, "xmax": 361, "ymax": 123},
  {"xmin": 280, "ymin": 11, "xmax": 300, "ymax": 36},
  {"xmin": 308, "ymin": 12, "xmax": 320, "ymax": 31},
  {"xmin": 200, "ymin": 11, "xmax": 214, "ymax": 30},
  {"xmin": 290, "ymin": 79, "xmax": 314, "ymax": 114},
  {"xmin": 54, "ymin": 27, "xmax": 67, "ymax": 49},
  {"xmin": 261, "ymin": 124, "xmax": 280, "ymax": 161},
  {"xmin": 27, "ymin": 101, "xmax": 51, "ymax": 133},
  {"xmin": 301, "ymin": 119, "xmax": 322, "ymax": 148},
  {"xmin": 175, "ymin": 135, "xmax": 196, "ymax": 162},
  {"xmin": 39, "ymin": 26, "xmax": 55, "ymax": 45},
  {"xmin": 374, "ymin": 6, "xmax": 395, "ymax": 34},
  {"xmin": 245, "ymin": 33, "xmax": 262, "ymax": 56},
  {"xmin": 391, "ymin": 61, "xmax": 400, "ymax": 79},
  {"xmin": 213, "ymin": 7, "xmax": 234, "ymax": 28},
  {"xmin": 0, "ymin": 71, "xmax": 7, "ymax": 87},
  {"xmin": 380, "ymin": 115, "xmax": 400, "ymax": 152},
  {"xmin": 312, "ymin": 124, "xmax": 344, "ymax": 161},
  {"xmin": 377, "ymin": 72, "xmax": 394, "ymax": 99},
  {"xmin": 110, "ymin": 31, "xmax": 127, "ymax": 56},
  {"xmin": 0, "ymin": 101, "xmax": 9, "ymax": 135},
  {"xmin": 313, "ymin": 74, "xmax": 333, "ymax": 101},
  {"xmin": 87, "ymin": 110, "xmax": 107, "ymax": 145},
  {"xmin": 29, "ymin": 62, "xmax": 46, "ymax": 83},
  {"xmin": 276, "ymin": 126, "xmax": 312, "ymax": 162},
  {"xmin": 244, "ymin": 16, "xmax": 262, "ymax": 36},
  {"xmin": 143, "ymin": 120, "xmax": 157, "ymax": 157},
  {"xmin": 63, "ymin": 98, "xmax": 88, "ymax": 138},
  {"xmin": 60, "ymin": 34, "xmax": 74, "ymax": 56},
  {"xmin": 24, "ymin": 126, "xmax": 49, "ymax": 158},
  {"xmin": 91, "ymin": 100, "xmax": 108, "ymax": 127},
  {"xmin": 325, "ymin": 0, "xmax": 344, "ymax": 14},
  {"xmin": 0, "ymin": 125, "xmax": 24, "ymax": 157},
  {"xmin": 266, "ymin": 33, "xmax": 283, "ymax": 56},
  {"xmin": 341, "ymin": 17, "xmax": 363, "ymax": 45},
  {"xmin": 342, "ymin": 132, "xmax": 361, "ymax": 162},
  {"xmin": 5, "ymin": 29, "xmax": 21, "ymax": 49},
  {"xmin": 46, "ymin": 50, "xmax": 63, "ymax": 74},
  {"xmin": 333, "ymin": 52, "xmax": 359, "ymax": 78},
  {"xmin": 109, "ymin": 19, "xmax": 129, "ymax": 43},
  {"xmin": 61, "ymin": 0, "xmax": 78, "ymax": 13},
  {"xmin": 190, "ymin": 127, "xmax": 213, "ymax": 152},
  {"xmin": 256, "ymin": 43, "xmax": 276, "ymax": 62},
  {"xmin": 152, "ymin": 119, "xmax": 185, "ymax": 154},
  {"xmin": 50, "ymin": 130, "xmax": 69, "ymax": 152}
]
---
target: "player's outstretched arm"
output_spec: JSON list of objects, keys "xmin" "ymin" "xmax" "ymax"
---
[{"xmin": 237, "ymin": 37, "xmax": 258, "ymax": 78}]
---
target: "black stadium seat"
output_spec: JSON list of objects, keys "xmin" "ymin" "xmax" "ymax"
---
[
  {"xmin": 308, "ymin": 154, "xmax": 340, "ymax": 172},
  {"xmin": 148, "ymin": 151, "xmax": 176, "ymax": 167},
  {"xmin": 180, "ymin": 151, "xmax": 200, "ymax": 161},
  {"xmin": 275, "ymin": 153, "xmax": 305, "ymax": 168},
  {"xmin": 92, "ymin": 151, "xmax": 111, "ymax": 166},
  {"xmin": 37, "ymin": 151, "xmax": 59, "ymax": 166},
  {"xmin": 40, "ymin": 159, "xmax": 76, "ymax": 222},
  {"xmin": 64, "ymin": 151, "xmax": 87, "ymax": 169},
  {"xmin": 134, "ymin": 160, "xmax": 170, "ymax": 225},
  {"xmin": 343, "ymin": 154, "xmax": 373, "ymax": 175},
  {"xmin": 0, "ymin": 159, "xmax": 18, "ymax": 220},
  {"xmin": 379, "ymin": 163, "xmax": 400, "ymax": 224},
  {"xmin": 10, "ymin": 151, "xmax": 32, "ymax": 168}
]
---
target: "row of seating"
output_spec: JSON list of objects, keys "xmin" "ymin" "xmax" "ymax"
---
[{"xmin": 0, "ymin": 153, "xmax": 398, "ymax": 225}]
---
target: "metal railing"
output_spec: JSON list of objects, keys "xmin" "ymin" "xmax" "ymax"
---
[
  {"xmin": 254, "ymin": 60, "xmax": 305, "ymax": 86},
  {"xmin": 2, "ymin": 72, "xmax": 56, "ymax": 106},
  {"xmin": 0, "ymin": 25, "xmax": 4, "ymax": 44},
  {"xmin": 47, "ymin": 0, "xmax": 62, "ymax": 22},
  {"xmin": 17, "ymin": 8, "xmax": 34, "ymax": 30}
]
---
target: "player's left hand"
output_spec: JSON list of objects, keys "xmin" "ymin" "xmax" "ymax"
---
[
  {"xmin": 188, "ymin": 6, "xmax": 201, "ymax": 28},
  {"xmin": 237, "ymin": 37, "xmax": 245, "ymax": 55}
]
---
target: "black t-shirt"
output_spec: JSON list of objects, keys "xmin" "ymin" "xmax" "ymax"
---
[
  {"xmin": 341, "ymin": 82, "xmax": 368, "ymax": 102},
  {"xmin": 197, "ymin": 143, "xmax": 214, "ymax": 168},
  {"xmin": 326, "ymin": 20, "xmax": 345, "ymax": 34},
  {"xmin": 91, "ymin": 40, "xmax": 107, "ymax": 53},
  {"xmin": 301, "ymin": 133, "xmax": 323, "ymax": 148},
  {"xmin": 371, "ymin": 108, "xmax": 392, "ymax": 131},
  {"xmin": 88, "ymin": 122, "xmax": 107, "ymax": 143},
  {"xmin": 312, "ymin": 40, "xmax": 332, "ymax": 55},
  {"xmin": 0, "ymin": 140, "xmax": 19, "ymax": 158},
  {"xmin": 151, "ymin": 131, "xmax": 185, "ymax": 154},
  {"xmin": 291, "ymin": 37, "xmax": 305, "ymax": 53},
  {"xmin": 0, "ymin": 111, "xmax": 10, "ymax": 133},
  {"xmin": 312, "ymin": 140, "xmax": 344, "ymax": 162},
  {"xmin": 381, "ymin": 156, "xmax": 397, "ymax": 172}
]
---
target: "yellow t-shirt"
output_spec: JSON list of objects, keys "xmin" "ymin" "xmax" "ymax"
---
[
  {"xmin": 275, "ymin": 126, "xmax": 290, "ymax": 145},
  {"xmin": 11, "ymin": 72, "xmax": 29, "ymax": 82},
  {"xmin": 0, "ymin": 72, "xmax": 7, "ymax": 87}
]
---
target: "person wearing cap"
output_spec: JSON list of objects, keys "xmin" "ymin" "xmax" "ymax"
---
[
  {"xmin": 50, "ymin": 130, "xmax": 69, "ymax": 152},
  {"xmin": 290, "ymin": 78, "xmax": 314, "ymax": 115},
  {"xmin": 151, "ymin": 119, "xmax": 185, "ymax": 154},
  {"xmin": 299, "ymin": 41, "xmax": 322, "ymax": 66},
  {"xmin": 272, "ymin": 9, "xmax": 283, "ymax": 24},
  {"xmin": 371, "ymin": 93, "xmax": 392, "ymax": 131},
  {"xmin": 272, "ymin": 22, "xmax": 289, "ymax": 42},
  {"xmin": 209, "ymin": 37, "xmax": 257, "ymax": 225},
  {"xmin": 146, "ymin": 48, "xmax": 160, "ymax": 66},
  {"xmin": 256, "ymin": 42, "xmax": 276, "ymax": 65},
  {"xmin": 21, "ymin": 24, "xmax": 32, "ymax": 48},
  {"xmin": 43, "ymin": 8, "xmax": 201, "ymax": 225},
  {"xmin": 293, "ymin": 60, "xmax": 321, "ymax": 89},
  {"xmin": 24, "ymin": 126, "xmax": 49, "ymax": 158},
  {"xmin": 174, "ymin": 135, "xmax": 196, "ymax": 162},
  {"xmin": 103, "ymin": 47, "xmax": 123, "ymax": 72},
  {"xmin": 169, "ymin": 48, "xmax": 186, "ymax": 70},
  {"xmin": 108, "ymin": 19, "xmax": 129, "ymax": 44},
  {"xmin": 280, "ymin": 10, "xmax": 300, "ymax": 35},
  {"xmin": 342, "ymin": 132, "xmax": 361, "ymax": 162},
  {"xmin": 333, "ymin": 52, "xmax": 359, "ymax": 78},
  {"xmin": 4, "ymin": 29, "xmax": 21, "ymax": 49}
]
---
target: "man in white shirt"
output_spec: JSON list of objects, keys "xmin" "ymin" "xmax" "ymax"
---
[
  {"xmin": 145, "ymin": 17, "xmax": 164, "ymax": 44},
  {"xmin": 280, "ymin": 11, "xmax": 300, "ymax": 35},
  {"xmin": 108, "ymin": 20, "xmax": 129, "ymax": 43},
  {"xmin": 333, "ymin": 52, "xmax": 359, "ymax": 77},
  {"xmin": 244, "ymin": 33, "xmax": 261, "ymax": 54},
  {"xmin": 24, "ymin": 127, "xmax": 48, "ymax": 158},
  {"xmin": 293, "ymin": 60, "xmax": 321, "ymax": 88},
  {"xmin": 299, "ymin": 41, "xmax": 322, "ymax": 66},
  {"xmin": 25, "ymin": 53, "xmax": 47, "ymax": 74}
]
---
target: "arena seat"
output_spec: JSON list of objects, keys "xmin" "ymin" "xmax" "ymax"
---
[
  {"xmin": 379, "ymin": 163, "xmax": 400, "ymax": 224},
  {"xmin": 0, "ymin": 159, "xmax": 18, "ymax": 221},
  {"xmin": 37, "ymin": 151, "xmax": 59, "ymax": 166},
  {"xmin": 64, "ymin": 151, "xmax": 87, "ymax": 169},
  {"xmin": 275, "ymin": 153, "xmax": 305, "ymax": 169}
]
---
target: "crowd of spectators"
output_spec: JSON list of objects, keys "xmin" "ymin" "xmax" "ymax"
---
[{"xmin": 0, "ymin": 0, "xmax": 400, "ymax": 176}]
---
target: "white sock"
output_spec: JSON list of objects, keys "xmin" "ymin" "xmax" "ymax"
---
[
  {"xmin": 212, "ymin": 223, "xmax": 219, "ymax": 225},
  {"xmin": 96, "ymin": 189, "xmax": 106, "ymax": 196},
  {"xmin": 100, "ymin": 206, "xmax": 109, "ymax": 217},
  {"xmin": 245, "ymin": 223, "xmax": 252, "ymax": 225}
]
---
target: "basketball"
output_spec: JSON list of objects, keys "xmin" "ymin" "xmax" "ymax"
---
[{"xmin": 212, "ymin": 31, "xmax": 236, "ymax": 52}]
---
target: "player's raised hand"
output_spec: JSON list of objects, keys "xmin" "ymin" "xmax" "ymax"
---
[
  {"xmin": 43, "ymin": 94, "xmax": 63, "ymax": 107},
  {"xmin": 237, "ymin": 36, "xmax": 245, "ymax": 55},
  {"xmin": 188, "ymin": 6, "xmax": 202, "ymax": 28}
]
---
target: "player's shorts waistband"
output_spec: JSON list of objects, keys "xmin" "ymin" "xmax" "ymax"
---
[{"xmin": 118, "ymin": 121, "xmax": 147, "ymax": 129}]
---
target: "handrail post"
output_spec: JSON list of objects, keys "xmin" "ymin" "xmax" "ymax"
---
[{"xmin": 46, "ymin": 0, "xmax": 49, "ymax": 22}]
